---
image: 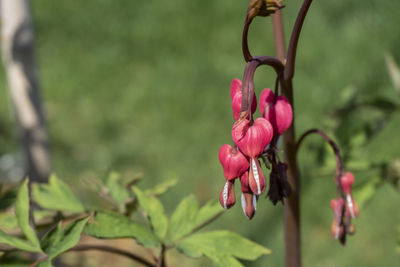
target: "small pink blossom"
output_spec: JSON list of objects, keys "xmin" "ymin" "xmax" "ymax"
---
[
  {"xmin": 259, "ymin": 88, "xmax": 293, "ymax": 135},
  {"xmin": 230, "ymin": 79, "xmax": 257, "ymax": 121},
  {"xmin": 218, "ymin": 144, "xmax": 249, "ymax": 181}
]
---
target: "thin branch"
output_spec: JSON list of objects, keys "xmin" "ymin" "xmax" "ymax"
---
[
  {"xmin": 296, "ymin": 129, "xmax": 344, "ymax": 187},
  {"xmin": 284, "ymin": 0, "xmax": 313, "ymax": 81},
  {"xmin": 242, "ymin": 16, "xmax": 254, "ymax": 62},
  {"xmin": 69, "ymin": 244, "xmax": 156, "ymax": 267},
  {"xmin": 156, "ymin": 244, "xmax": 166, "ymax": 267}
]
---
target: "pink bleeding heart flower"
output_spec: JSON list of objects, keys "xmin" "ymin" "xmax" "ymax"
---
[
  {"xmin": 230, "ymin": 79, "xmax": 257, "ymax": 121},
  {"xmin": 218, "ymin": 144, "xmax": 249, "ymax": 181},
  {"xmin": 340, "ymin": 172, "xmax": 359, "ymax": 218},
  {"xmin": 232, "ymin": 118, "xmax": 273, "ymax": 195},
  {"xmin": 219, "ymin": 180, "xmax": 236, "ymax": 209},
  {"xmin": 259, "ymin": 88, "xmax": 293, "ymax": 135},
  {"xmin": 330, "ymin": 198, "xmax": 345, "ymax": 240},
  {"xmin": 241, "ymin": 192, "xmax": 257, "ymax": 219}
]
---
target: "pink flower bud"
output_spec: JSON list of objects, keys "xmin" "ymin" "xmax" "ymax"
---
[
  {"xmin": 241, "ymin": 192, "xmax": 257, "ymax": 219},
  {"xmin": 330, "ymin": 198, "xmax": 345, "ymax": 240},
  {"xmin": 219, "ymin": 180, "xmax": 236, "ymax": 209},
  {"xmin": 248, "ymin": 157, "xmax": 266, "ymax": 195},
  {"xmin": 231, "ymin": 118, "xmax": 273, "ymax": 158},
  {"xmin": 340, "ymin": 172, "xmax": 354, "ymax": 195},
  {"xmin": 230, "ymin": 79, "xmax": 257, "ymax": 121},
  {"xmin": 259, "ymin": 89, "xmax": 293, "ymax": 135},
  {"xmin": 240, "ymin": 171, "xmax": 251, "ymax": 193},
  {"xmin": 218, "ymin": 144, "xmax": 249, "ymax": 181}
]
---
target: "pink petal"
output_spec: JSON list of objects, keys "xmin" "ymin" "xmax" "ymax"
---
[
  {"xmin": 231, "ymin": 118, "xmax": 273, "ymax": 158},
  {"xmin": 230, "ymin": 78, "xmax": 242, "ymax": 100},
  {"xmin": 260, "ymin": 89, "xmax": 293, "ymax": 135},
  {"xmin": 232, "ymin": 90, "xmax": 257, "ymax": 121},
  {"xmin": 241, "ymin": 192, "xmax": 257, "ymax": 219},
  {"xmin": 248, "ymin": 157, "xmax": 266, "ymax": 195},
  {"xmin": 218, "ymin": 144, "xmax": 249, "ymax": 180},
  {"xmin": 219, "ymin": 180, "xmax": 236, "ymax": 209},
  {"xmin": 340, "ymin": 172, "xmax": 354, "ymax": 195}
]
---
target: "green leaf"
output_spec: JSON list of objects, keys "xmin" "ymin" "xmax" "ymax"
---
[
  {"xmin": 41, "ymin": 217, "xmax": 89, "ymax": 260},
  {"xmin": 0, "ymin": 229, "xmax": 42, "ymax": 252},
  {"xmin": 105, "ymin": 171, "xmax": 130, "ymax": 206},
  {"xmin": 353, "ymin": 177, "xmax": 380, "ymax": 208},
  {"xmin": 132, "ymin": 187, "xmax": 168, "ymax": 241},
  {"xmin": 385, "ymin": 53, "xmax": 400, "ymax": 93},
  {"xmin": 168, "ymin": 196, "xmax": 223, "ymax": 242},
  {"xmin": 168, "ymin": 195, "xmax": 199, "ymax": 242},
  {"xmin": 0, "ymin": 212, "xmax": 18, "ymax": 231},
  {"xmin": 194, "ymin": 200, "xmax": 223, "ymax": 228},
  {"xmin": 144, "ymin": 178, "xmax": 178, "ymax": 197},
  {"xmin": 177, "ymin": 230, "xmax": 271, "ymax": 267},
  {"xmin": 15, "ymin": 179, "xmax": 41, "ymax": 251},
  {"xmin": 37, "ymin": 260, "xmax": 54, "ymax": 267},
  {"xmin": 84, "ymin": 211, "xmax": 159, "ymax": 248},
  {"xmin": 32, "ymin": 174, "xmax": 84, "ymax": 213}
]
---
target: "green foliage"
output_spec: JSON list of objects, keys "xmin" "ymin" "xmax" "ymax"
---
[
  {"xmin": 104, "ymin": 171, "xmax": 130, "ymax": 207},
  {"xmin": 144, "ymin": 177, "xmax": 178, "ymax": 197},
  {"xmin": 168, "ymin": 195, "xmax": 223, "ymax": 242},
  {"xmin": 132, "ymin": 186, "xmax": 168, "ymax": 241},
  {"xmin": 0, "ymin": 230, "xmax": 42, "ymax": 252},
  {"xmin": 84, "ymin": 211, "xmax": 159, "ymax": 248},
  {"xmin": 178, "ymin": 230, "xmax": 271, "ymax": 267},
  {"xmin": 41, "ymin": 217, "xmax": 89, "ymax": 260},
  {"xmin": 32, "ymin": 174, "xmax": 84, "ymax": 213},
  {"xmin": 14, "ymin": 179, "xmax": 41, "ymax": 251}
]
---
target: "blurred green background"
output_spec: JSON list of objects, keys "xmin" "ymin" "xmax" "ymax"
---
[{"xmin": 1, "ymin": 0, "xmax": 400, "ymax": 266}]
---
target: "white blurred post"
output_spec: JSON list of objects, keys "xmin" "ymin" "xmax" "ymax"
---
[{"xmin": 1, "ymin": 0, "xmax": 50, "ymax": 182}]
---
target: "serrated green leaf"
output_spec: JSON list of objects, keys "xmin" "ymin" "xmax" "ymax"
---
[
  {"xmin": 84, "ymin": 211, "xmax": 159, "ymax": 248},
  {"xmin": 144, "ymin": 178, "xmax": 178, "ymax": 197},
  {"xmin": 177, "ymin": 230, "xmax": 271, "ymax": 267},
  {"xmin": 132, "ymin": 187, "xmax": 168, "ymax": 241},
  {"xmin": 41, "ymin": 217, "xmax": 89, "ymax": 260},
  {"xmin": 15, "ymin": 179, "xmax": 41, "ymax": 251},
  {"xmin": 168, "ymin": 195, "xmax": 199, "ymax": 242},
  {"xmin": 105, "ymin": 171, "xmax": 130, "ymax": 206},
  {"xmin": 168, "ymin": 197, "xmax": 223, "ymax": 242},
  {"xmin": 0, "ymin": 229, "xmax": 42, "ymax": 252},
  {"xmin": 32, "ymin": 174, "xmax": 84, "ymax": 213},
  {"xmin": 194, "ymin": 200, "xmax": 223, "ymax": 228}
]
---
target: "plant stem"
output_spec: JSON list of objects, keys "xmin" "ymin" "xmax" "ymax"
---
[
  {"xmin": 271, "ymin": 10, "xmax": 302, "ymax": 267},
  {"xmin": 70, "ymin": 244, "xmax": 156, "ymax": 267}
]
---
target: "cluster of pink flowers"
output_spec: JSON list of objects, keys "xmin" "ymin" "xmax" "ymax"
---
[
  {"xmin": 330, "ymin": 172, "xmax": 359, "ymax": 241},
  {"xmin": 218, "ymin": 79, "xmax": 293, "ymax": 219}
]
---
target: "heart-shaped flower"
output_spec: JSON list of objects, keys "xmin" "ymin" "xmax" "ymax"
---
[
  {"xmin": 259, "ymin": 88, "xmax": 293, "ymax": 135},
  {"xmin": 230, "ymin": 79, "xmax": 257, "ymax": 121},
  {"xmin": 231, "ymin": 117, "xmax": 273, "ymax": 158},
  {"xmin": 218, "ymin": 144, "xmax": 249, "ymax": 181}
]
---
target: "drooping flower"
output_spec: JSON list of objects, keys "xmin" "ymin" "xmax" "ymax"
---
[
  {"xmin": 267, "ymin": 162, "xmax": 291, "ymax": 205},
  {"xmin": 330, "ymin": 198, "xmax": 345, "ymax": 240},
  {"xmin": 259, "ymin": 88, "xmax": 293, "ymax": 135},
  {"xmin": 230, "ymin": 78, "xmax": 257, "ymax": 121},
  {"xmin": 340, "ymin": 172, "xmax": 359, "ymax": 218},
  {"xmin": 232, "ymin": 118, "xmax": 273, "ymax": 195},
  {"xmin": 218, "ymin": 144, "xmax": 249, "ymax": 181}
]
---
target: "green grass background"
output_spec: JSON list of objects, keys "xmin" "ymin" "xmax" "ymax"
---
[{"xmin": 1, "ymin": 0, "xmax": 400, "ymax": 266}]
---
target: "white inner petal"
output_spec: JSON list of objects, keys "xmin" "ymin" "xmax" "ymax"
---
[
  {"xmin": 241, "ymin": 193, "xmax": 246, "ymax": 216},
  {"xmin": 346, "ymin": 194, "xmax": 355, "ymax": 218},
  {"xmin": 252, "ymin": 194, "xmax": 257, "ymax": 211},
  {"xmin": 251, "ymin": 158, "xmax": 261, "ymax": 194},
  {"xmin": 222, "ymin": 181, "xmax": 229, "ymax": 209}
]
